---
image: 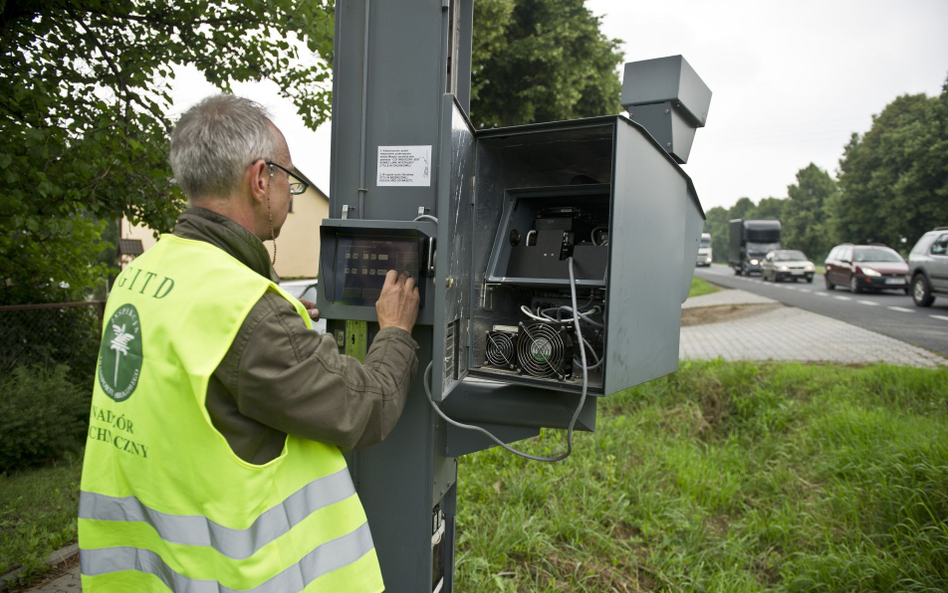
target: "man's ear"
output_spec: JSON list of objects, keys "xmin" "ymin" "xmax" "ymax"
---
[{"xmin": 247, "ymin": 159, "xmax": 270, "ymax": 204}]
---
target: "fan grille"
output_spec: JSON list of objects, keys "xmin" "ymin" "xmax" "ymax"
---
[
  {"xmin": 517, "ymin": 322, "xmax": 569, "ymax": 379},
  {"xmin": 485, "ymin": 331, "xmax": 516, "ymax": 367}
]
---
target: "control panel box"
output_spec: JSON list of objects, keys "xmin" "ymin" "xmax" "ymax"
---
[{"xmin": 318, "ymin": 219, "xmax": 437, "ymax": 326}]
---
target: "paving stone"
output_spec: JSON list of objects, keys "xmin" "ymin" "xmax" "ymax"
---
[{"xmin": 680, "ymin": 300, "xmax": 946, "ymax": 368}]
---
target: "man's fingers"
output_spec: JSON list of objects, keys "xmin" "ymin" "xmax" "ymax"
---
[
  {"xmin": 403, "ymin": 275, "xmax": 416, "ymax": 292},
  {"xmin": 382, "ymin": 269, "xmax": 399, "ymax": 289}
]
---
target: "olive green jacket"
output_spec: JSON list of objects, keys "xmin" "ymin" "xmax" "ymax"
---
[{"xmin": 173, "ymin": 207, "xmax": 418, "ymax": 464}]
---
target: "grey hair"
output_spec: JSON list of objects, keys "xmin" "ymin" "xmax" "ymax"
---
[{"xmin": 169, "ymin": 94, "xmax": 282, "ymax": 201}]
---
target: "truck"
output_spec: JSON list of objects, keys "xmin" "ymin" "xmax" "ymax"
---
[
  {"xmin": 729, "ymin": 219, "xmax": 782, "ymax": 275},
  {"xmin": 696, "ymin": 232, "xmax": 712, "ymax": 266}
]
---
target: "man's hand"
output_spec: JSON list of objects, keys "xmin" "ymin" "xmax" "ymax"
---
[
  {"xmin": 376, "ymin": 270, "xmax": 420, "ymax": 333},
  {"xmin": 298, "ymin": 299, "xmax": 320, "ymax": 321}
]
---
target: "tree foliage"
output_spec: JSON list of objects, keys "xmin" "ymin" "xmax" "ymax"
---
[
  {"xmin": 470, "ymin": 0, "xmax": 623, "ymax": 128},
  {"xmin": 748, "ymin": 197, "xmax": 785, "ymax": 221},
  {"xmin": 833, "ymin": 82, "xmax": 948, "ymax": 248},
  {"xmin": 782, "ymin": 163, "xmax": 837, "ymax": 260},
  {"xmin": 0, "ymin": 0, "xmax": 333, "ymax": 304}
]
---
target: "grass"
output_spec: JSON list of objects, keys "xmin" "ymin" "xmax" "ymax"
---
[
  {"xmin": 456, "ymin": 361, "xmax": 948, "ymax": 592},
  {"xmin": 688, "ymin": 276, "xmax": 719, "ymax": 298},
  {"xmin": 4, "ymin": 363, "xmax": 946, "ymax": 592},
  {"xmin": 0, "ymin": 453, "xmax": 82, "ymax": 585}
]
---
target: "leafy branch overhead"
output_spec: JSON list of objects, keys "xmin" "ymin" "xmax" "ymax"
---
[
  {"xmin": 0, "ymin": 0, "xmax": 333, "ymax": 303},
  {"xmin": 470, "ymin": 0, "xmax": 624, "ymax": 128}
]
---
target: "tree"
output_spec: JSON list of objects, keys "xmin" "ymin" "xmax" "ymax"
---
[
  {"xmin": 728, "ymin": 197, "xmax": 756, "ymax": 220},
  {"xmin": 0, "ymin": 0, "xmax": 334, "ymax": 304},
  {"xmin": 782, "ymin": 164, "xmax": 837, "ymax": 260},
  {"xmin": 746, "ymin": 197, "xmax": 786, "ymax": 221},
  {"xmin": 832, "ymin": 80, "xmax": 948, "ymax": 250},
  {"xmin": 470, "ymin": 0, "xmax": 623, "ymax": 128}
]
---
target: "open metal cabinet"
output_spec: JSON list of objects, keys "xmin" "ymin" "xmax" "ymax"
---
[{"xmin": 432, "ymin": 96, "xmax": 705, "ymax": 411}]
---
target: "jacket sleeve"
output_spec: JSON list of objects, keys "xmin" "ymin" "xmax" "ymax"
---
[{"xmin": 221, "ymin": 290, "xmax": 419, "ymax": 450}]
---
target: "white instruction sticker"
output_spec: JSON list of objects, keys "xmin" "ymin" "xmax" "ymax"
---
[{"xmin": 377, "ymin": 145, "xmax": 432, "ymax": 187}]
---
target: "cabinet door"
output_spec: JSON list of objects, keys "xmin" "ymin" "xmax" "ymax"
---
[{"xmin": 431, "ymin": 95, "xmax": 475, "ymax": 401}]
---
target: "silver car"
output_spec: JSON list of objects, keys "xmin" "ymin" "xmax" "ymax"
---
[
  {"xmin": 908, "ymin": 227, "xmax": 948, "ymax": 307},
  {"xmin": 761, "ymin": 249, "xmax": 815, "ymax": 283}
]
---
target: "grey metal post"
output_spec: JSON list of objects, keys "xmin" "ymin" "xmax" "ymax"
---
[{"xmin": 328, "ymin": 1, "xmax": 473, "ymax": 591}]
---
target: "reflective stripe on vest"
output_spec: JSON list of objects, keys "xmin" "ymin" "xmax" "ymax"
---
[
  {"xmin": 79, "ymin": 468, "xmax": 356, "ymax": 560},
  {"xmin": 81, "ymin": 523, "xmax": 374, "ymax": 593}
]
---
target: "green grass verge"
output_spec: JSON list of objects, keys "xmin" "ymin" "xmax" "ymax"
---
[
  {"xmin": 456, "ymin": 361, "xmax": 948, "ymax": 592},
  {"xmin": 688, "ymin": 277, "xmax": 719, "ymax": 299},
  {"xmin": 4, "ymin": 363, "xmax": 946, "ymax": 592},
  {"xmin": 0, "ymin": 453, "xmax": 82, "ymax": 584}
]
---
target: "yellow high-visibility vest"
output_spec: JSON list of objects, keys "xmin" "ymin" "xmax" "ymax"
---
[{"xmin": 79, "ymin": 234, "xmax": 384, "ymax": 593}]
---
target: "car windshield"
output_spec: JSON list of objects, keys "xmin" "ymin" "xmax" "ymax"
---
[
  {"xmin": 700, "ymin": 238, "xmax": 711, "ymax": 247},
  {"xmin": 854, "ymin": 247, "xmax": 903, "ymax": 263},
  {"xmin": 774, "ymin": 251, "xmax": 807, "ymax": 261},
  {"xmin": 747, "ymin": 242, "xmax": 780, "ymax": 254}
]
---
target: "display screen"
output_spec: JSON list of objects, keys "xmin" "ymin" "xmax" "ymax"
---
[{"xmin": 332, "ymin": 236, "xmax": 422, "ymax": 306}]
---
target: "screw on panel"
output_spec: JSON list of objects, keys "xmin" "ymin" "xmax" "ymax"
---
[
  {"xmin": 446, "ymin": 277, "xmax": 454, "ymax": 288},
  {"xmin": 664, "ymin": 108, "xmax": 670, "ymax": 114},
  {"xmin": 666, "ymin": 142, "xmax": 672, "ymax": 147}
]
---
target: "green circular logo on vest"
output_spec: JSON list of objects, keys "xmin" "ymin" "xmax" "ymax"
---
[{"xmin": 97, "ymin": 304, "xmax": 144, "ymax": 402}]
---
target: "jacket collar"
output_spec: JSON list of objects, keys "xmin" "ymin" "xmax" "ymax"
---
[{"xmin": 171, "ymin": 207, "xmax": 279, "ymax": 282}]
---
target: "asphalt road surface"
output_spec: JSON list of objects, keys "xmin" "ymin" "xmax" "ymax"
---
[{"xmin": 694, "ymin": 263, "xmax": 948, "ymax": 358}]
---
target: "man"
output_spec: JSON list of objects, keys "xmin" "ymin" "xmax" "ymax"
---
[{"xmin": 79, "ymin": 94, "xmax": 419, "ymax": 592}]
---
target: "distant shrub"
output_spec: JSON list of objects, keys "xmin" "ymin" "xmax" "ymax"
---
[{"xmin": 0, "ymin": 365, "xmax": 89, "ymax": 473}]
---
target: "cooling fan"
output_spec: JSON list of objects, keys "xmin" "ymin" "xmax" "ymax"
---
[
  {"xmin": 485, "ymin": 330, "xmax": 517, "ymax": 369},
  {"xmin": 516, "ymin": 322, "xmax": 572, "ymax": 380}
]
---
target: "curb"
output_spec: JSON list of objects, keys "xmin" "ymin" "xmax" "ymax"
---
[{"xmin": 0, "ymin": 543, "xmax": 79, "ymax": 592}]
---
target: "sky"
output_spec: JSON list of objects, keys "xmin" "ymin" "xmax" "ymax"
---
[{"xmin": 170, "ymin": 0, "xmax": 948, "ymax": 212}]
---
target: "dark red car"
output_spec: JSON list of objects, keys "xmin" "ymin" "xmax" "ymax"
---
[{"xmin": 824, "ymin": 244, "xmax": 909, "ymax": 294}]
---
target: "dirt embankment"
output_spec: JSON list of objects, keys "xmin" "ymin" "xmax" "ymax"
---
[{"xmin": 681, "ymin": 303, "xmax": 783, "ymax": 327}]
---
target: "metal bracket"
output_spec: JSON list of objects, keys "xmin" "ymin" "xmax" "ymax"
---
[
  {"xmin": 427, "ymin": 238, "xmax": 437, "ymax": 276},
  {"xmin": 417, "ymin": 206, "xmax": 430, "ymax": 217},
  {"xmin": 341, "ymin": 204, "xmax": 352, "ymax": 220},
  {"xmin": 480, "ymin": 282, "xmax": 498, "ymax": 311}
]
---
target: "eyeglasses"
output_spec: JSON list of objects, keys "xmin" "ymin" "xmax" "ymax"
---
[{"xmin": 266, "ymin": 161, "xmax": 308, "ymax": 195}]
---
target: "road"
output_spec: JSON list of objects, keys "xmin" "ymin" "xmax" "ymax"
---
[{"xmin": 694, "ymin": 264, "xmax": 948, "ymax": 358}]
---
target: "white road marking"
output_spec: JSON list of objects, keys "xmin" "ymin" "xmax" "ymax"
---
[
  {"xmin": 834, "ymin": 296, "xmax": 851, "ymax": 301},
  {"xmin": 858, "ymin": 300, "xmax": 880, "ymax": 306},
  {"xmin": 931, "ymin": 315, "xmax": 948, "ymax": 322},
  {"xmin": 887, "ymin": 306, "xmax": 914, "ymax": 313},
  {"xmin": 815, "ymin": 292, "xmax": 828, "ymax": 297},
  {"xmin": 799, "ymin": 289, "xmax": 811, "ymax": 293}
]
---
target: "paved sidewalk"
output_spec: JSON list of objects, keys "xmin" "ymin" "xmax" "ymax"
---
[
  {"xmin": 681, "ymin": 289, "xmax": 946, "ymax": 368},
  {"xmin": 26, "ymin": 570, "xmax": 79, "ymax": 593}
]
